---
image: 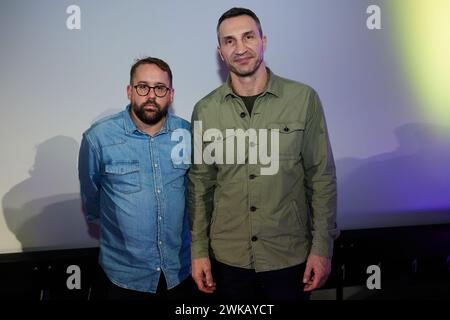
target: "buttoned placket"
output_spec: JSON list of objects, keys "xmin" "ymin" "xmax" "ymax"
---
[
  {"xmin": 149, "ymin": 133, "xmax": 165, "ymax": 274},
  {"xmin": 234, "ymin": 96, "xmax": 262, "ymax": 261},
  {"xmin": 251, "ymin": 96, "xmax": 263, "ymax": 265}
]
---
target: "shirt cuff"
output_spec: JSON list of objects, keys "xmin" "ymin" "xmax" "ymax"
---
[{"xmin": 190, "ymin": 240, "xmax": 210, "ymax": 259}]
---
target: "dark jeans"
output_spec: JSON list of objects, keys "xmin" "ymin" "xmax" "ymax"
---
[
  {"xmin": 106, "ymin": 272, "xmax": 197, "ymax": 301},
  {"xmin": 212, "ymin": 259, "xmax": 311, "ymax": 301}
]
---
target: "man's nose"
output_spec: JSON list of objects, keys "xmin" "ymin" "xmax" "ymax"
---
[
  {"xmin": 147, "ymin": 87, "xmax": 157, "ymax": 98},
  {"xmin": 235, "ymin": 40, "xmax": 247, "ymax": 55}
]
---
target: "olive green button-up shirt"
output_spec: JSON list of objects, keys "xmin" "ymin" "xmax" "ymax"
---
[{"xmin": 188, "ymin": 69, "xmax": 339, "ymax": 272}]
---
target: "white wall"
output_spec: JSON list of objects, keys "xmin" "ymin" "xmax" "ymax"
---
[{"xmin": 1, "ymin": 0, "xmax": 449, "ymax": 253}]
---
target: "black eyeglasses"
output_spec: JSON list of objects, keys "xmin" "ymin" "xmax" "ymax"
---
[{"xmin": 133, "ymin": 84, "xmax": 171, "ymax": 97}]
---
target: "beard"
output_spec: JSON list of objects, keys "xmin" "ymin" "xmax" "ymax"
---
[{"xmin": 131, "ymin": 98, "xmax": 168, "ymax": 125}]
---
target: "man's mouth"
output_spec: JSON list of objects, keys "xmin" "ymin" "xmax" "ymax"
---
[
  {"xmin": 143, "ymin": 104, "xmax": 158, "ymax": 111},
  {"xmin": 234, "ymin": 56, "xmax": 252, "ymax": 64}
]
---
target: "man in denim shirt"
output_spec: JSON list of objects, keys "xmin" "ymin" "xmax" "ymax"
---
[{"xmin": 78, "ymin": 57, "xmax": 192, "ymax": 300}]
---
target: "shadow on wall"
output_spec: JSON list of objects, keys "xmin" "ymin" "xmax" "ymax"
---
[
  {"xmin": 2, "ymin": 135, "xmax": 98, "ymax": 252},
  {"xmin": 336, "ymin": 123, "xmax": 450, "ymax": 230},
  {"xmin": 4, "ymin": 123, "xmax": 449, "ymax": 250},
  {"xmin": 91, "ymin": 108, "xmax": 123, "ymax": 124}
]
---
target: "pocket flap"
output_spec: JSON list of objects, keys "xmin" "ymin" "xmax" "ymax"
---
[
  {"xmin": 104, "ymin": 161, "xmax": 140, "ymax": 175},
  {"xmin": 268, "ymin": 122, "xmax": 305, "ymax": 133},
  {"xmin": 172, "ymin": 161, "xmax": 190, "ymax": 170}
]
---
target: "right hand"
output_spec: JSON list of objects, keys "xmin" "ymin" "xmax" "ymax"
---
[{"xmin": 191, "ymin": 257, "xmax": 216, "ymax": 293}]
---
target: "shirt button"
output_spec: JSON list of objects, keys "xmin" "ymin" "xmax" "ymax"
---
[
  {"xmin": 159, "ymin": 241, "xmax": 162, "ymax": 245},
  {"xmin": 240, "ymin": 112, "xmax": 246, "ymax": 118},
  {"xmin": 251, "ymin": 236, "xmax": 258, "ymax": 242},
  {"xmin": 156, "ymin": 189, "xmax": 161, "ymax": 193},
  {"xmin": 284, "ymin": 127, "xmax": 290, "ymax": 132},
  {"xmin": 250, "ymin": 206, "xmax": 257, "ymax": 212},
  {"xmin": 156, "ymin": 267, "xmax": 161, "ymax": 271},
  {"xmin": 249, "ymin": 174, "xmax": 256, "ymax": 180},
  {"xmin": 158, "ymin": 216, "xmax": 162, "ymax": 220},
  {"xmin": 154, "ymin": 163, "xmax": 158, "ymax": 168}
]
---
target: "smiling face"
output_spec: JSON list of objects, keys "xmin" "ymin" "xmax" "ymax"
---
[
  {"xmin": 127, "ymin": 63, "xmax": 173, "ymax": 126},
  {"xmin": 217, "ymin": 14, "xmax": 267, "ymax": 78}
]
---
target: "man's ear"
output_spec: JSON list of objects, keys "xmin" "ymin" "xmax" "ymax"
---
[
  {"xmin": 217, "ymin": 46, "xmax": 224, "ymax": 61},
  {"xmin": 169, "ymin": 88, "xmax": 174, "ymax": 104},
  {"xmin": 127, "ymin": 84, "xmax": 132, "ymax": 100},
  {"xmin": 262, "ymin": 35, "xmax": 267, "ymax": 52}
]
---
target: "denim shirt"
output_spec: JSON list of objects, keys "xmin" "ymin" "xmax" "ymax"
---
[{"xmin": 78, "ymin": 105, "xmax": 191, "ymax": 293}]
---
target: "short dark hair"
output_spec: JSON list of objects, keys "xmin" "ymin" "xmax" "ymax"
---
[
  {"xmin": 129, "ymin": 57, "xmax": 173, "ymax": 87},
  {"xmin": 217, "ymin": 7, "xmax": 263, "ymax": 43}
]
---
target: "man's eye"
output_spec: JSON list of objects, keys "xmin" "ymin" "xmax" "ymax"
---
[
  {"xmin": 138, "ymin": 84, "xmax": 148, "ymax": 89},
  {"xmin": 246, "ymin": 34, "xmax": 254, "ymax": 39}
]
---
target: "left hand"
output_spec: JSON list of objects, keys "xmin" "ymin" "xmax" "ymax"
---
[{"xmin": 302, "ymin": 254, "xmax": 332, "ymax": 292}]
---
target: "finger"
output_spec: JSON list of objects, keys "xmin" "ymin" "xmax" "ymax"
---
[
  {"xmin": 303, "ymin": 281, "xmax": 315, "ymax": 291},
  {"xmin": 307, "ymin": 269, "xmax": 323, "ymax": 291},
  {"xmin": 303, "ymin": 263, "xmax": 313, "ymax": 284},
  {"xmin": 204, "ymin": 268, "xmax": 215, "ymax": 288},
  {"xmin": 303, "ymin": 276, "xmax": 315, "ymax": 292},
  {"xmin": 310, "ymin": 276, "xmax": 321, "ymax": 291},
  {"xmin": 304, "ymin": 279, "xmax": 319, "ymax": 291},
  {"xmin": 192, "ymin": 272, "xmax": 213, "ymax": 293},
  {"xmin": 193, "ymin": 274, "xmax": 207, "ymax": 292},
  {"xmin": 204, "ymin": 284, "xmax": 216, "ymax": 293},
  {"xmin": 303, "ymin": 285, "xmax": 313, "ymax": 292},
  {"xmin": 198, "ymin": 280, "xmax": 214, "ymax": 293},
  {"xmin": 303, "ymin": 271, "xmax": 314, "ymax": 291},
  {"xmin": 201, "ymin": 286, "xmax": 215, "ymax": 293}
]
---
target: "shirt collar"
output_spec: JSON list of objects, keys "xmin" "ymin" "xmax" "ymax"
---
[
  {"xmin": 222, "ymin": 67, "xmax": 282, "ymax": 102},
  {"xmin": 123, "ymin": 104, "xmax": 174, "ymax": 136}
]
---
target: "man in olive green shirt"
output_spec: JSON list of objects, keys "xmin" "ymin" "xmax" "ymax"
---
[{"xmin": 188, "ymin": 7, "xmax": 339, "ymax": 300}]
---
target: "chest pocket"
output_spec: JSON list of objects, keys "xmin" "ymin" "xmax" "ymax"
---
[
  {"xmin": 102, "ymin": 161, "xmax": 141, "ymax": 194},
  {"xmin": 268, "ymin": 122, "xmax": 305, "ymax": 159}
]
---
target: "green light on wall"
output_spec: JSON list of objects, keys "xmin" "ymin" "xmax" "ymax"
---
[{"xmin": 391, "ymin": 0, "xmax": 450, "ymax": 125}]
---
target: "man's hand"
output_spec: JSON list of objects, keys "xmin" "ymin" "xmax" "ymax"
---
[
  {"xmin": 303, "ymin": 254, "xmax": 332, "ymax": 292},
  {"xmin": 192, "ymin": 257, "xmax": 216, "ymax": 293}
]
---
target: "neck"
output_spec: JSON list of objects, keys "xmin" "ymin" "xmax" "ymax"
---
[
  {"xmin": 230, "ymin": 62, "xmax": 268, "ymax": 96},
  {"xmin": 130, "ymin": 111, "xmax": 166, "ymax": 137}
]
